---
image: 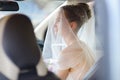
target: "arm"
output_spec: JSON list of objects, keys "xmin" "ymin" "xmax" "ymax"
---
[{"xmin": 56, "ymin": 69, "xmax": 69, "ymax": 80}]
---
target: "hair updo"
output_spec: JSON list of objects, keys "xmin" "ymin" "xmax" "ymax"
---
[{"xmin": 62, "ymin": 3, "xmax": 91, "ymax": 31}]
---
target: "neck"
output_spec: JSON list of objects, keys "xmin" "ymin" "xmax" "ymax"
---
[{"xmin": 64, "ymin": 34, "xmax": 77, "ymax": 46}]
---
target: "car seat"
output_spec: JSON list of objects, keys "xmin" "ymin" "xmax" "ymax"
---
[{"xmin": 0, "ymin": 14, "xmax": 60, "ymax": 80}]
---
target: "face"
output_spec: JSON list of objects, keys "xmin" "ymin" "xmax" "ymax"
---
[
  {"xmin": 53, "ymin": 10, "xmax": 78, "ymax": 41},
  {"xmin": 54, "ymin": 16, "xmax": 60, "ymax": 35},
  {"xmin": 54, "ymin": 16, "xmax": 78, "ymax": 36}
]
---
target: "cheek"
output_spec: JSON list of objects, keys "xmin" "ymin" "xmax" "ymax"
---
[{"xmin": 61, "ymin": 27, "xmax": 68, "ymax": 37}]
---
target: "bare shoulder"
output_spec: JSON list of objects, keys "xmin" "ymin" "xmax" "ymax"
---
[{"xmin": 61, "ymin": 42, "xmax": 83, "ymax": 55}]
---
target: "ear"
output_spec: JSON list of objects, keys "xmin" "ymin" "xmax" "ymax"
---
[{"xmin": 70, "ymin": 21, "xmax": 78, "ymax": 31}]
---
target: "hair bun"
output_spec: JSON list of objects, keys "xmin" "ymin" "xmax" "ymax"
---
[
  {"xmin": 77, "ymin": 3, "xmax": 91, "ymax": 19},
  {"xmin": 62, "ymin": 2, "xmax": 91, "ymax": 28}
]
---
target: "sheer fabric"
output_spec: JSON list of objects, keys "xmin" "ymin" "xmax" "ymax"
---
[
  {"xmin": 77, "ymin": 4, "xmax": 97, "ymax": 59},
  {"xmin": 43, "ymin": 5, "xmax": 96, "ymax": 80}
]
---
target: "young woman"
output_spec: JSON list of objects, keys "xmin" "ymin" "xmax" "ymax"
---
[{"xmin": 43, "ymin": 2, "xmax": 97, "ymax": 80}]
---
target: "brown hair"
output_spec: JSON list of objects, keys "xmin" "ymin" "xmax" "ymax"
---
[{"xmin": 62, "ymin": 3, "xmax": 91, "ymax": 32}]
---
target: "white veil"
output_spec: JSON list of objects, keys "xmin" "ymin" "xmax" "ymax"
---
[
  {"xmin": 78, "ymin": 4, "xmax": 96, "ymax": 57},
  {"xmin": 43, "ymin": 3, "xmax": 96, "ymax": 74},
  {"xmin": 43, "ymin": 3, "xmax": 96, "ymax": 58}
]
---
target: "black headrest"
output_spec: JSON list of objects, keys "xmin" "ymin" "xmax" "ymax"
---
[{"xmin": 2, "ymin": 14, "xmax": 41, "ymax": 70}]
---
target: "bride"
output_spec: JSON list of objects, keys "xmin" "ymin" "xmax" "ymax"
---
[{"xmin": 43, "ymin": 2, "xmax": 97, "ymax": 80}]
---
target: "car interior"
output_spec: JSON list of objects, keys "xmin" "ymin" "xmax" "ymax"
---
[{"xmin": 0, "ymin": 0, "xmax": 120, "ymax": 80}]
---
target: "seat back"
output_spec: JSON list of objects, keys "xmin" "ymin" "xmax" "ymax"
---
[{"xmin": 0, "ymin": 14, "xmax": 60, "ymax": 80}]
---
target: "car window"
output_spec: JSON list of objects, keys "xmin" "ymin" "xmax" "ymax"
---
[{"xmin": 0, "ymin": 1, "xmax": 65, "ymax": 28}]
